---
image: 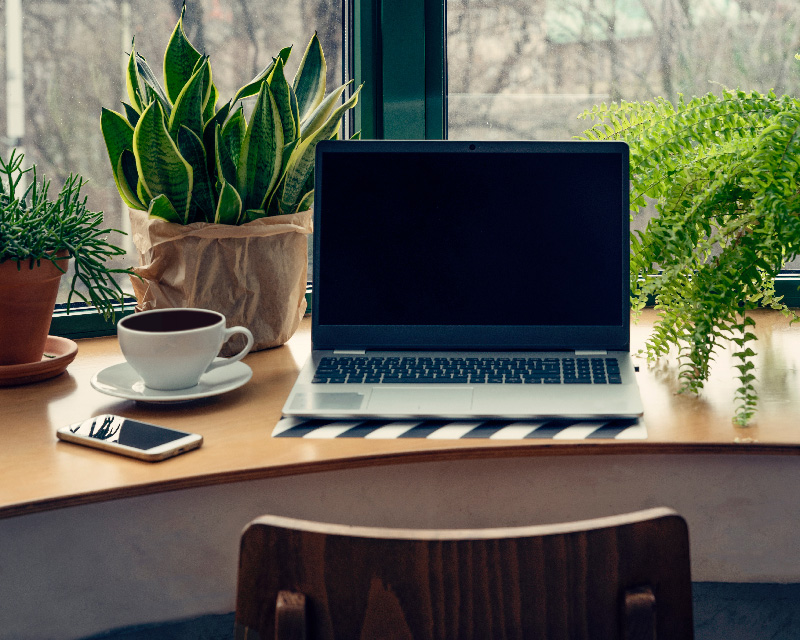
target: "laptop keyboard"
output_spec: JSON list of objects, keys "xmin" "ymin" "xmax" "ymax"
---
[{"xmin": 312, "ymin": 356, "xmax": 622, "ymax": 384}]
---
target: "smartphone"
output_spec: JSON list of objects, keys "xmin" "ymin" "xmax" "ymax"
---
[{"xmin": 57, "ymin": 414, "xmax": 203, "ymax": 462}]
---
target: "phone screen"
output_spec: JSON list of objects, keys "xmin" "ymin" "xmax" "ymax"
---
[{"xmin": 66, "ymin": 415, "xmax": 192, "ymax": 450}]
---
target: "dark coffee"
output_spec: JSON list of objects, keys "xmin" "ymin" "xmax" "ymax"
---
[{"xmin": 120, "ymin": 309, "xmax": 221, "ymax": 333}]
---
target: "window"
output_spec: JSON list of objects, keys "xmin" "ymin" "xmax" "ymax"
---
[
  {"xmin": 447, "ymin": 0, "xmax": 800, "ymax": 140},
  {"xmin": 6, "ymin": 0, "xmax": 800, "ymax": 337},
  {"xmin": 1, "ymin": 0, "xmax": 343, "ymax": 336}
]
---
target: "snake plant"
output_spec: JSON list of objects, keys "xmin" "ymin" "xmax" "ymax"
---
[{"xmin": 101, "ymin": 7, "xmax": 361, "ymax": 225}]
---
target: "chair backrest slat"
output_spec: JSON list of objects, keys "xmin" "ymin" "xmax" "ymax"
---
[{"xmin": 235, "ymin": 507, "xmax": 693, "ymax": 640}]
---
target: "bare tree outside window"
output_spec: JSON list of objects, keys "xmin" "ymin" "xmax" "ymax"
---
[
  {"xmin": 448, "ymin": 0, "xmax": 800, "ymax": 140},
  {"xmin": 0, "ymin": 0, "xmax": 341, "ymax": 304}
]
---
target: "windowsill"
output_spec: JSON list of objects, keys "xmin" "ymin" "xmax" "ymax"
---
[{"xmin": 2, "ymin": 309, "xmax": 800, "ymax": 521}]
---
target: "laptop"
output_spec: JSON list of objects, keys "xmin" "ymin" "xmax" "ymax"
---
[{"xmin": 282, "ymin": 139, "xmax": 644, "ymax": 420}]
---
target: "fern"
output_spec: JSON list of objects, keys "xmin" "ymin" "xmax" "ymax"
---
[{"xmin": 578, "ymin": 82, "xmax": 800, "ymax": 425}]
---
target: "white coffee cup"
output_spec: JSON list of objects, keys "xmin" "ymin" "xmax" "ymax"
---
[{"xmin": 117, "ymin": 308, "xmax": 254, "ymax": 390}]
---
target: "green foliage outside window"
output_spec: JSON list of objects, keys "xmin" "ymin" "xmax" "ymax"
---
[{"xmin": 578, "ymin": 59, "xmax": 800, "ymax": 425}]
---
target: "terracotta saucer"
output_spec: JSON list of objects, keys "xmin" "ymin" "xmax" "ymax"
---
[{"xmin": 0, "ymin": 336, "xmax": 79, "ymax": 386}]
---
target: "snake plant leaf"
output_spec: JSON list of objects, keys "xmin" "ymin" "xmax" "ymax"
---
[
  {"xmin": 214, "ymin": 179, "xmax": 242, "ymax": 224},
  {"xmin": 202, "ymin": 101, "xmax": 231, "ymax": 178},
  {"xmin": 163, "ymin": 4, "xmax": 203, "ymax": 105},
  {"xmin": 230, "ymin": 46, "xmax": 293, "ymax": 106},
  {"xmin": 189, "ymin": 54, "xmax": 217, "ymax": 122},
  {"xmin": 214, "ymin": 124, "xmax": 237, "ymax": 187},
  {"xmin": 122, "ymin": 102, "xmax": 140, "ymax": 128},
  {"xmin": 100, "ymin": 108, "xmax": 143, "ymax": 209},
  {"xmin": 137, "ymin": 178, "xmax": 149, "ymax": 205},
  {"xmin": 300, "ymin": 80, "xmax": 353, "ymax": 140},
  {"xmin": 133, "ymin": 101, "xmax": 193, "ymax": 223},
  {"xmin": 281, "ymin": 84, "xmax": 361, "ymax": 209},
  {"xmin": 203, "ymin": 82, "xmax": 219, "ymax": 123},
  {"xmin": 243, "ymin": 209, "xmax": 266, "ymax": 223},
  {"xmin": 260, "ymin": 139, "xmax": 301, "ymax": 213},
  {"xmin": 117, "ymin": 150, "xmax": 145, "ymax": 210},
  {"xmin": 148, "ymin": 193, "xmax": 182, "ymax": 223},
  {"xmin": 293, "ymin": 33, "xmax": 326, "ymax": 123},
  {"xmin": 168, "ymin": 57, "xmax": 211, "ymax": 139},
  {"xmin": 295, "ymin": 189, "xmax": 314, "ymax": 212},
  {"xmin": 268, "ymin": 58, "xmax": 298, "ymax": 146},
  {"xmin": 237, "ymin": 82, "xmax": 284, "ymax": 211},
  {"xmin": 177, "ymin": 125, "xmax": 215, "ymax": 223},
  {"xmin": 101, "ymin": 107, "xmax": 134, "ymax": 169},
  {"xmin": 350, "ymin": 130, "xmax": 361, "ymax": 140},
  {"xmin": 136, "ymin": 52, "xmax": 172, "ymax": 115},
  {"xmin": 220, "ymin": 105, "xmax": 246, "ymax": 166},
  {"xmin": 125, "ymin": 43, "xmax": 144, "ymax": 113}
]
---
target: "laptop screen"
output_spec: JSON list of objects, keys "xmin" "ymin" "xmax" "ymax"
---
[{"xmin": 312, "ymin": 140, "xmax": 630, "ymax": 351}]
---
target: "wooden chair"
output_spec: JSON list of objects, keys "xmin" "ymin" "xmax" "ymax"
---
[{"xmin": 234, "ymin": 507, "xmax": 693, "ymax": 640}]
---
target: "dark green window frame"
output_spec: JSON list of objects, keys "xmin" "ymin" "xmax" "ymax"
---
[{"xmin": 50, "ymin": 0, "xmax": 800, "ymax": 339}]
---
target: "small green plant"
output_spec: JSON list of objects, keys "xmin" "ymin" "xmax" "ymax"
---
[
  {"xmin": 101, "ymin": 7, "xmax": 360, "ymax": 226},
  {"xmin": 578, "ymin": 73, "xmax": 800, "ymax": 425},
  {"xmin": 0, "ymin": 149, "xmax": 131, "ymax": 319}
]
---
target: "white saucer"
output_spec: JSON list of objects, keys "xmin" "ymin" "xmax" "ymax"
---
[{"xmin": 91, "ymin": 360, "xmax": 252, "ymax": 403}]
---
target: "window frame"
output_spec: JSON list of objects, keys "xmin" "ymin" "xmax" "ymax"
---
[{"xmin": 49, "ymin": 0, "xmax": 800, "ymax": 337}]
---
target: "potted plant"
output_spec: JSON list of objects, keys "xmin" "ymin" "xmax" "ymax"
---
[
  {"xmin": 0, "ymin": 149, "xmax": 131, "ymax": 368},
  {"xmin": 578, "ymin": 62, "xmax": 800, "ymax": 425},
  {"xmin": 100, "ymin": 7, "xmax": 360, "ymax": 354}
]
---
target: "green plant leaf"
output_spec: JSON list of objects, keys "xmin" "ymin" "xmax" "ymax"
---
[
  {"xmin": 122, "ymin": 102, "xmax": 140, "ymax": 127},
  {"xmin": 203, "ymin": 82, "xmax": 219, "ymax": 123},
  {"xmin": 220, "ymin": 105, "xmax": 246, "ymax": 166},
  {"xmin": 215, "ymin": 180, "xmax": 242, "ymax": 224},
  {"xmin": 116, "ymin": 149, "xmax": 145, "ymax": 210},
  {"xmin": 169, "ymin": 57, "xmax": 211, "ymax": 139},
  {"xmin": 243, "ymin": 208, "xmax": 266, "ymax": 223},
  {"xmin": 300, "ymin": 80, "xmax": 353, "ymax": 140},
  {"xmin": 177, "ymin": 125, "xmax": 215, "ymax": 223},
  {"xmin": 135, "ymin": 52, "xmax": 172, "ymax": 115},
  {"xmin": 125, "ymin": 43, "xmax": 144, "ymax": 113},
  {"xmin": 268, "ymin": 58, "xmax": 298, "ymax": 146},
  {"xmin": 237, "ymin": 82, "xmax": 283, "ymax": 211},
  {"xmin": 293, "ymin": 33, "xmax": 326, "ymax": 123},
  {"xmin": 230, "ymin": 47, "xmax": 292, "ymax": 106},
  {"xmin": 133, "ymin": 101, "xmax": 193, "ymax": 223},
  {"xmin": 280, "ymin": 84, "xmax": 361, "ymax": 210},
  {"xmin": 203, "ymin": 101, "xmax": 231, "ymax": 180},
  {"xmin": 137, "ymin": 178, "xmax": 149, "ymax": 205},
  {"xmin": 296, "ymin": 189, "xmax": 314, "ymax": 212},
  {"xmin": 101, "ymin": 108, "xmax": 143, "ymax": 209},
  {"xmin": 147, "ymin": 193, "xmax": 182, "ymax": 223},
  {"xmin": 214, "ymin": 124, "xmax": 237, "ymax": 187},
  {"xmin": 101, "ymin": 107, "xmax": 134, "ymax": 167},
  {"xmin": 163, "ymin": 5, "xmax": 203, "ymax": 105}
]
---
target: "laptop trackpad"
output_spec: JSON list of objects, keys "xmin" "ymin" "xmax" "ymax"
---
[{"xmin": 367, "ymin": 388, "xmax": 473, "ymax": 413}]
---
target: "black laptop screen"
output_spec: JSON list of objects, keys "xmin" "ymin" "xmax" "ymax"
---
[{"xmin": 313, "ymin": 140, "xmax": 629, "ymax": 350}]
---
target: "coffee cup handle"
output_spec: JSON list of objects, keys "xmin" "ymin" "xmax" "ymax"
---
[{"xmin": 205, "ymin": 326, "xmax": 254, "ymax": 373}]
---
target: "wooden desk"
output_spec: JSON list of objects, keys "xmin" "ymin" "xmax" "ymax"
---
[
  {"xmin": 2, "ymin": 309, "xmax": 799, "ymax": 520},
  {"xmin": 1, "ymin": 310, "xmax": 800, "ymax": 639}
]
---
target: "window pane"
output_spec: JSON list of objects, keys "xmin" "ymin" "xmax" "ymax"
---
[
  {"xmin": 1, "ymin": 0, "xmax": 342, "ymax": 305},
  {"xmin": 447, "ymin": 0, "xmax": 800, "ymax": 140}
]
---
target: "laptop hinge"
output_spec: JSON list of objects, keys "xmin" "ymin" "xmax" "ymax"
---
[
  {"xmin": 575, "ymin": 350, "xmax": 608, "ymax": 356},
  {"xmin": 333, "ymin": 349, "xmax": 367, "ymax": 355}
]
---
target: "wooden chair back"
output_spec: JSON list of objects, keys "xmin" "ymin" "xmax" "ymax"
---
[{"xmin": 235, "ymin": 507, "xmax": 693, "ymax": 640}]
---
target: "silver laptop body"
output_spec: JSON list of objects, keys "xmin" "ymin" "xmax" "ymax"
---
[{"xmin": 283, "ymin": 140, "xmax": 643, "ymax": 420}]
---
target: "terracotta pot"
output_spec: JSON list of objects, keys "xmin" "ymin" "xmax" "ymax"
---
[{"xmin": 0, "ymin": 253, "xmax": 68, "ymax": 365}]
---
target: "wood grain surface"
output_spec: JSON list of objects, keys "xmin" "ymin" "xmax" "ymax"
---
[
  {"xmin": 234, "ymin": 508, "xmax": 693, "ymax": 640},
  {"xmin": 2, "ymin": 309, "xmax": 800, "ymax": 519}
]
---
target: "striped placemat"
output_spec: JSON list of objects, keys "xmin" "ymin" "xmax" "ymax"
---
[{"xmin": 272, "ymin": 417, "xmax": 646, "ymax": 440}]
